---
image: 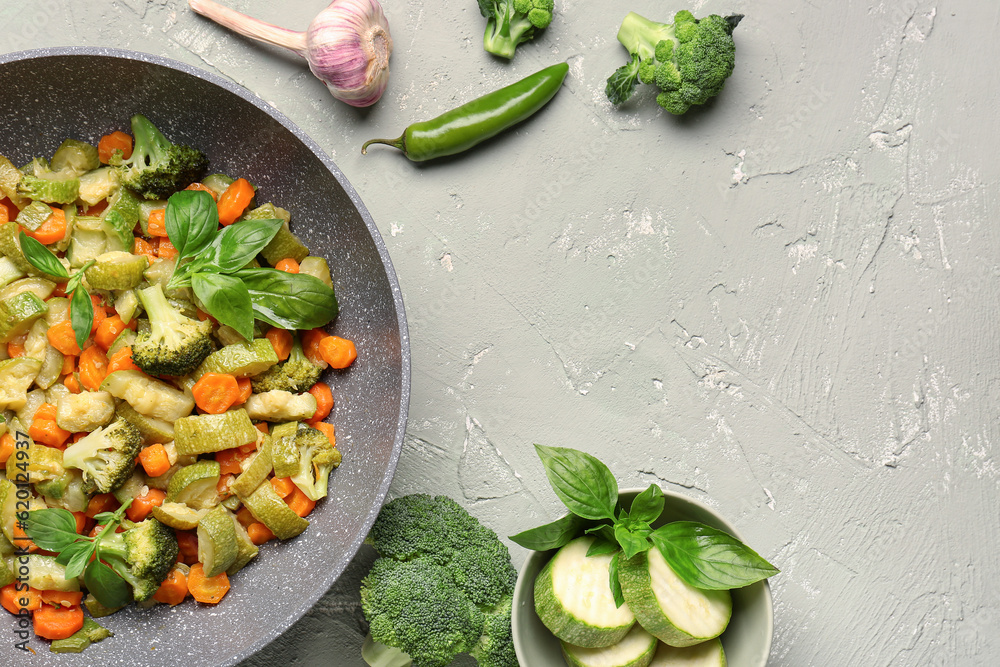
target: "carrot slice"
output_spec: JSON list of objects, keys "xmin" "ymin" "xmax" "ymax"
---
[
  {"xmin": 78, "ymin": 345, "xmax": 109, "ymax": 391},
  {"xmin": 313, "ymin": 422, "xmax": 336, "ymax": 448},
  {"xmin": 138, "ymin": 443, "xmax": 171, "ymax": 478},
  {"xmin": 21, "ymin": 207, "xmax": 67, "ymax": 245},
  {"xmin": 270, "ymin": 476, "xmax": 295, "ymax": 499},
  {"xmin": 247, "ymin": 522, "xmax": 275, "ymax": 545},
  {"xmin": 285, "ymin": 485, "xmax": 316, "ymax": 518},
  {"xmin": 320, "ymin": 336, "xmax": 357, "ymax": 369},
  {"xmin": 107, "ymin": 345, "xmax": 141, "ymax": 374},
  {"xmin": 176, "ymin": 531, "xmax": 199, "ymax": 565},
  {"xmin": 301, "ymin": 329, "xmax": 328, "ymax": 366},
  {"xmin": 146, "ymin": 208, "xmax": 168, "ymax": 237},
  {"xmin": 236, "ymin": 377, "xmax": 252, "ymax": 404},
  {"xmin": 306, "ymin": 382, "xmax": 333, "ymax": 424},
  {"xmin": 0, "ymin": 433, "xmax": 16, "ymax": 464},
  {"xmin": 98, "ymin": 131, "xmax": 133, "ymax": 164},
  {"xmin": 33, "ymin": 603, "xmax": 84, "ymax": 640},
  {"xmin": 48, "ymin": 321, "xmax": 81, "ymax": 356},
  {"xmin": 38, "ymin": 590, "xmax": 83, "ymax": 608},
  {"xmin": 126, "ymin": 489, "xmax": 166, "ymax": 522},
  {"xmin": 216, "ymin": 177, "xmax": 254, "ymax": 226},
  {"xmin": 192, "ymin": 373, "xmax": 240, "ymax": 414},
  {"xmin": 188, "ymin": 563, "xmax": 230, "ymax": 604},
  {"xmin": 152, "ymin": 568, "xmax": 189, "ymax": 606},
  {"xmin": 1, "ymin": 584, "xmax": 42, "ymax": 615},
  {"xmin": 274, "ymin": 258, "xmax": 299, "ymax": 273},
  {"xmin": 265, "ymin": 328, "xmax": 293, "ymax": 361},
  {"xmin": 85, "ymin": 493, "xmax": 119, "ymax": 519},
  {"xmin": 29, "ymin": 418, "xmax": 71, "ymax": 449}
]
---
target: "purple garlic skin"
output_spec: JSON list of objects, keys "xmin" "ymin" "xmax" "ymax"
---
[{"xmin": 306, "ymin": 0, "xmax": 392, "ymax": 107}]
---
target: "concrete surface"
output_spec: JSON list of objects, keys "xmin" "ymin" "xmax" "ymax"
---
[{"xmin": 3, "ymin": 0, "xmax": 998, "ymax": 665}]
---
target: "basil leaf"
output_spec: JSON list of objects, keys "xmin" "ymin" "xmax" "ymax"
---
[
  {"xmin": 18, "ymin": 231, "xmax": 69, "ymax": 279},
  {"xmin": 615, "ymin": 523, "xmax": 652, "ymax": 560},
  {"xmin": 235, "ymin": 269, "xmax": 339, "ymax": 330},
  {"xmin": 609, "ymin": 552, "xmax": 625, "ymax": 608},
  {"xmin": 91, "ymin": 512, "xmax": 116, "ymax": 525},
  {"xmin": 651, "ymin": 521, "xmax": 780, "ymax": 590},
  {"xmin": 23, "ymin": 508, "xmax": 79, "ymax": 552},
  {"xmin": 585, "ymin": 524, "xmax": 617, "ymax": 543},
  {"xmin": 629, "ymin": 484, "xmax": 664, "ymax": 524},
  {"xmin": 192, "ymin": 272, "xmax": 254, "ymax": 341},
  {"xmin": 84, "ymin": 560, "xmax": 131, "ymax": 609},
  {"xmin": 510, "ymin": 513, "xmax": 587, "ymax": 551},
  {"xmin": 165, "ymin": 190, "xmax": 219, "ymax": 260},
  {"xmin": 70, "ymin": 286, "xmax": 93, "ymax": 351},
  {"xmin": 202, "ymin": 218, "xmax": 283, "ymax": 273},
  {"xmin": 534, "ymin": 445, "xmax": 618, "ymax": 521},
  {"xmin": 586, "ymin": 537, "xmax": 619, "ymax": 557},
  {"xmin": 61, "ymin": 541, "xmax": 96, "ymax": 580}
]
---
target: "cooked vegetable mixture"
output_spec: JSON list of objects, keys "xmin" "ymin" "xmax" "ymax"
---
[{"xmin": 0, "ymin": 115, "xmax": 355, "ymax": 650}]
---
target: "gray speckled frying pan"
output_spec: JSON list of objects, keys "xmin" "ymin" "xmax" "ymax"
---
[{"xmin": 0, "ymin": 47, "xmax": 409, "ymax": 666}]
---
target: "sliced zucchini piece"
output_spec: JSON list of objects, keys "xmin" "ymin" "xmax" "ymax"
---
[
  {"xmin": 173, "ymin": 409, "xmax": 258, "ymax": 456},
  {"xmin": 67, "ymin": 227, "xmax": 107, "ymax": 269},
  {"xmin": 0, "ymin": 277, "xmax": 57, "ymax": 304},
  {"xmin": 83, "ymin": 593, "xmax": 124, "ymax": 618},
  {"xmin": 101, "ymin": 185, "xmax": 140, "ymax": 251},
  {"xmin": 561, "ymin": 624, "xmax": 658, "ymax": 667},
  {"xmin": 226, "ymin": 512, "xmax": 259, "ymax": 575},
  {"xmin": 201, "ymin": 173, "xmax": 234, "ymax": 198},
  {"xmin": 49, "ymin": 617, "xmax": 113, "ymax": 654},
  {"xmin": 269, "ymin": 422, "xmax": 299, "ymax": 478},
  {"xmin": 0, "ymin": 557, "xmax": 13, "ymax": 588},
  {"xmin": 20, "ymin": 554, "xmax": 80, "ymax": 592},
  {"xmin": 77, "ymin": 167, "xmax": 119, "ymax": 206},
  {"xmin": 151, "ymin": 501, "xmax": 207, "ymax": 530},
  {"xmin": 57, "ymin": 390, "xmax": 116, "ymax": 433},
  {"xmin": 165, "ymin": 460, "xmax": 221, "ymax": 510},
  {"xmin": 100, "ymin": 370, "xmax": 195, "ymax": 422},
  {"xmin": 648, "ymin": 638, "xmax": 726, "ymax": 666},
  {"xmin": 113, "ymin": 290, "xmax": 140, "ymax": 326},
  {"xmin": 299, "ymin": 256, "xmax": 333, "ymax": 288},
  {"xmin": 0, "ymin": 256, "xmax": 26, "ymax": 291},
  {"xmin": 619, "ymin": 546, "xmax": 732, "ymax": 647},
  {"xmin": 0, "ymin": 155, "xmax": 27, "ymax": 208},
  {"xmin": 115, "ymin": 401, "xmax": 174, "ymax": 444},
  {"xmin": 0, "ymin": 291, "xmax": 47, "ymax": 344},
  {"xmin": 242, "ymin": 479, "xmax": 309, "ymax": 540},
  {"xmin": 50, "ymin": 139, "xmax": 100, "ymax": 176},
  {"xmin": 85, "ymin": 251, "xmax": 148, "ymax": 290},
  {"xmin": 535, "ymin": 536, "xmax": 636, "ymax": 648},
  {"xmin": 0, "ymin": 357, "xmax": 43, "ymax": 410},
  {"xmin": 197, "ymin": 505, "xmax": 238, "ymax": 577},
  {"xmin": 15, "ymin": 200, "xmax": 54, "ymax": 231},
  {"xmin": 244, "ymin": 390, "xmax": 317, "ymax": 423},
  {"xmin": 261, "ymin": 223, "xmax": 309, "ymax": 265},
  {"xmin": 232, "ymin": 436, "xmax": 272, "ymax": 499},
  {"xmin": 196, "ymin": 338, "xmax": 278, "ymax": 378}
]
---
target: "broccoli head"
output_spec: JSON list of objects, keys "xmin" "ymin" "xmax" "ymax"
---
[
  {"xmin": 250, "ymin": 336, "xmax": 323, "ymax": 394},
  {"xmin": 289, "ymin": 423, "xmax": 342, "ymax": 501},
  {"xmin": 478, "ymin": 0, "xmax": 554, "ymax": 59},
  {"xmin": 361, "ymin": 494, "xmax": 517, "ymax": 667},
  {"xmin": 132, "ymin": 284, "xmax": 214, "ymax": 377},
  {"xmin": 98, "ymin": 517, "xmax": 179, "ymax": 601},
  {"xmin": 62, "ymin": 417, "xmax": 142, "ymax": 495},
  {"xmin": 606, "ymin": 10, "xmax": 743, "ymax": 115},
  {"xmin": 110, "ymin": 114, "xmax": 209, "ymax": 200}
]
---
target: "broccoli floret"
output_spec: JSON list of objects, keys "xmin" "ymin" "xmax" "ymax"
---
[
  {"xmin": 361, "ymin": 495, "xmax": 517, "ymax": 667},
  {"xmin": 110, "ymin": 114, "xmax": 208, "ymax": 200},
  {"xmin": 61, "ymin": 417, "xmax": 142, "ymax": 495},
  {"xmin": 98, "ymin": 517, "xmax": 179, "ymax": 601},
  {"xmin": 289, "ymin": 423, "xmax": 342, "ymax": 501},
  {"xmin": 478, "ymin": 0, "xmax": 554, "ymax": 59},
  {"xmin": 250, "ymin": 337, "xmax": 322, "ymax": 394},
  {"xmin": 132, "ymin": 284, "xmax": 214, "ymax": 376},
  {"xmin": 605, "ymin": 11, "xmax": 743, "ymax": 114}
]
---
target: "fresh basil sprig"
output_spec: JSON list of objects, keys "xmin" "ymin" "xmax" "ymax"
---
[
  {"xmin": 162, "ymin": 190, "xmax": 338, "ymax": 336},
  {"xmin": 24, "ymin": 500, "xmax": 134, "ymax": 608},
  {"xmin": 19, "ymin": 231, "xmax": 95, "ymax": 349},
  {"xmin": 510, "ymin": 445, "xmax": 779, "ymax": 604}
]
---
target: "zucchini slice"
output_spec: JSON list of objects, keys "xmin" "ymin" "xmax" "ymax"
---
[
  {"xmin": 535, "ymin": 536, "xmax": 636, "ymax": 648},
  {"xmin": 618, "ymin": 546, "xmax": 732, "ymax": 647},
  {"xmin": 197, "ymin": 505, "xmax": 238, "ymax": 577},
  {"xmin": 648, "ymin": 638, "xmax": 727, "ymax": 666},
  {"xmin": 561, "ymin": 624, "xmax": 658, "ymax": 667},
  {"xmin": 242, "ymin": 479, "xmax": 308, "ymax": 540},
  {"xmin": 151, "ymin": 502, "xmax": 207, "ymax": 531},
  {"xmin": 165, "ymin": 460, "xmax": 221, "ymax": 510},
  {"xmin": 173, "ymin": 409, "xmax": 258, "ymax": 456}
]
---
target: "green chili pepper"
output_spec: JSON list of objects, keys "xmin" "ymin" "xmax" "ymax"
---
[{"xmin": 361, "ymin": 62, "xmax": 569, "ymax": 162}]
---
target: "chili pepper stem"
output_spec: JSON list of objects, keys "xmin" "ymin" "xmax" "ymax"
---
[
  {"xmin": 189, "ymin": 0, "xmax": 308, "ymax": 56},
  {"xmin": 361, "ymin": 136, "xmax": 406, "ymax": 155}
]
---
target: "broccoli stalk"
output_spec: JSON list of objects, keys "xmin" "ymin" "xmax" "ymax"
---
[
  {"xmin": 61, "ymin": 418, "xmax": 143, "ymax": 495},
  {"xmin": 96, "ymin": 518, "xmax": 179, "ymax": 602},
  {"xmin": 606, "ymin": 10, "xmax": 743, "ymax": 115},
  {"xmin": 110, "ymin": 114, "xmax": 209, "ymax": 200},
  {"xmin": 477, "ymin": 0, "xmax": 554, "ymax": 59},
  {"xmin": 132, "ymin": 284, "xmax": 214, "ymax": 377},
  {"xmin": 360, "ymin": 495, "xmax": 518, "ymax": 667}
]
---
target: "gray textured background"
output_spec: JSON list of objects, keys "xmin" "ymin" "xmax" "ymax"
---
[{"xmin": 2, "ymin": 0, "xmax": 998, "ymax": 665}]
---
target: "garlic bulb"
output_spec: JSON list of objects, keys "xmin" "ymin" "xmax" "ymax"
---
[{"xmin": 188, "ymin": 0, "xmax": 392, "ymax": 107}]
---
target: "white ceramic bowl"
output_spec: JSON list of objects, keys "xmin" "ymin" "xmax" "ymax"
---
[{"xmin": 512, "ymin": 488, "xmax": 773, "ymax": 666}]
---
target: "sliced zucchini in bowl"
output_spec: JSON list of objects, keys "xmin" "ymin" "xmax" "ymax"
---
[{"xmin": 561, "ymin": 623, "xmax": 658, "ymax": 667}]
